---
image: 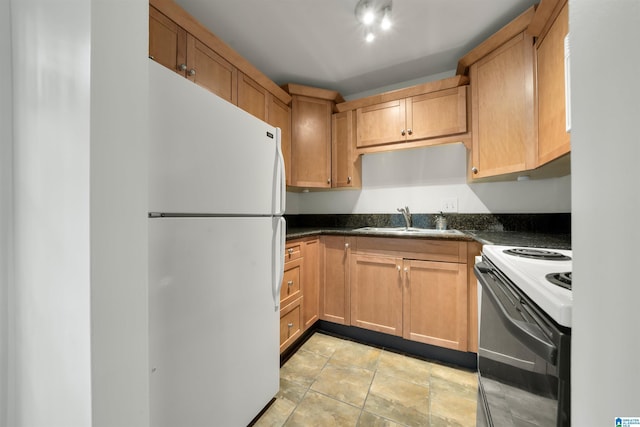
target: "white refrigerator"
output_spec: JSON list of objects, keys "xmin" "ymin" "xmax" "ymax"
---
[{"xmin": 148, "ymin": 60, "xmax": 286, "ymax": 426}]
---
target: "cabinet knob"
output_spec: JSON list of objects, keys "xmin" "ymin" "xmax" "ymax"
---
[
  {"xmin": 327, "ymin": 178, "xmax": 331, "ymax": 184},
  {"xmin": 407, "ymin": 129, "xmax": 413, "ymax": 135},
  {"xmin": 471, "ymin": 166, "xmax": 478, "ymax": 174},
  {"xmin": 287, "ymin": 280, "xmax": 293, "ymax": 287},
  {"xmin": 177, "ymin": 63, "xmax": 187, "ymax": 72},
  {"xmin": 188, "ymin": 68, "xmax": 196, "ymax": 76},
  {"xmin": 347, "ymin": 176, "xmax": 352, "ymax": 183},
  {"xmin": 404, "ymin": 267, "xmax": 409, "ymax": 272},
  {"xmin": 287, "ymin": 322, "xmax": 294, "ymax": 328},
  {"xmin": 401, "ymin": 129, "xmax": 406, "ymax": 136},
  {"xmin": 287, "ymin": 248, "xmax": 294, "ymax": 254},
  {"xmin": 344, "ymin": 243, "xmax": 350, "ymax": 249},
  {"xmin": 397, "ymin": 265, "xmax": 401, "ymax": 271}
]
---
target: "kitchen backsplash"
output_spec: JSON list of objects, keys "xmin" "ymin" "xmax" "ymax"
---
[{"xmin": 285, "ymin": 213, "xmax": 571, "ymax": 234}]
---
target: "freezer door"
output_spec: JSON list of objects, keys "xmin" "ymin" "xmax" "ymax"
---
[
  {"xmin": 149, "ymin": 217, "xmax": 280, "ymax": 427},
  {"xmin": 149, "ymin": 60, "xmax": 285, "ymax": 215}
]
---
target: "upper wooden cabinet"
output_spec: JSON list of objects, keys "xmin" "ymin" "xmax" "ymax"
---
[
  {"xmin": 149, "ymin": 6, "xmax": 186, "ymax": 75},
  {"xmin": 149, "ymin": 0, "xmax": 291, "ymax": 119},
  {"xmin": 238, "ymin": 72, "xmax": 268, "ymax": 121},
  {"xmin": 186, "ymin": 35, "xmax": 238, "ymax": 103},
  {"xmin": 267, "ymin": 96, "xmax": 292, "ymax": 185},
  {"xmin": 356, "ymin": 87, "xmax": 468, "ymax": 150},
  {"xmin": 284, "ymin": 84, "xmax": 343, "ymax": 189},
  {"xmin": 332, "ymin": 110, "xmax": 362, "ymax": 189},
  {"xmin": 469, "ymin": 31, "xmax": 536, "ymax": 179},
  {"xmin": 150, "ymin": 6, "xmax": 238, "ymax": 102},
  {"xmin": 535, "ymin": 1, "xmax": 570, "ymax": 167}
]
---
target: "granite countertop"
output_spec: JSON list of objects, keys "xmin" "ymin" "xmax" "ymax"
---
[{"xmin": 286, "ymin": 227, "xmax": 571, "ymax": 250}]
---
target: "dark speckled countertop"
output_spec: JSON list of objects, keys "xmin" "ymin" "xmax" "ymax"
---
[
  {"xmin": 284, "ymin": 214, "xmax": 571, "ymax": 249},
  {"xmin": 286, "ymin": 227, "xmax": 571, "ymax": 249}
]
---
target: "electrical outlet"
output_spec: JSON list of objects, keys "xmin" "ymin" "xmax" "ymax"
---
[{"xmin": 441, "ymin": 197, "xmax": 458, "ymax": 213}]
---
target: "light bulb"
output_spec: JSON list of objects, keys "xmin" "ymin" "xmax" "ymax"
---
[
  {"xmin": 380, "ymin": 16, "xmax": 391, "ymax": 30},
  {"xmin": 362, "ymin": 9, "xmax": 375, "ymax": 25},
  {"xmin": 365, "ymin": 30, "xmax": 375, "ymax": 42},
  {"xmin": 380, "ymin": 8, "xmax": 391, "ymax": 30}
]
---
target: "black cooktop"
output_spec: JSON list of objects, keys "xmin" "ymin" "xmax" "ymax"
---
[
  {"xmin": 546, "ymin": 272, "xmax": 572, "ymax": 290},
  {"xmin": 503, "ymin": 248, "xmax": 572, "ymax": 261}
]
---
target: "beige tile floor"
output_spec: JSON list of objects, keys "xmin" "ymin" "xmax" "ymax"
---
[{"xmin": 255, "ymin": 332, "xmax": 478, "ymax": 427}]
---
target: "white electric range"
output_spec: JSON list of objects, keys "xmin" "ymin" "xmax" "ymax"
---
[{"xmin": 475, "ymin": 244, "xmax": 572, "ymax": 427}]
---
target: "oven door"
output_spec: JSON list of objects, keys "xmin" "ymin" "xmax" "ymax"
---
[{"xmin": 475, "ymin": 260, "xmax": 568, "ymax": 427}]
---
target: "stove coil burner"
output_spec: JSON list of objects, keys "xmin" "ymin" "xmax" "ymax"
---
[
  {"xmin": 546, "ymin": 272, "xmax": 572, "ymax": 290},
  {"xmin": 503, "ymin": 248, "xmax": 571, "ymax": 261}
]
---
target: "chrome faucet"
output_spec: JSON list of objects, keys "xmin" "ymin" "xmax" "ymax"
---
[{"xmin": 397, "ymin": 206, "xmax": 412, "ymax": 229}]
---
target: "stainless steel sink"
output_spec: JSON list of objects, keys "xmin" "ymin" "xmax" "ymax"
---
[{"xmin": 353, "ymin": 227, "xmax": 464, "ymax": 236}]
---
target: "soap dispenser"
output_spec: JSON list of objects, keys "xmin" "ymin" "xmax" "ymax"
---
[{"xmin": 435, "ymin": 212, "xmax": 447, "ymax": 230}]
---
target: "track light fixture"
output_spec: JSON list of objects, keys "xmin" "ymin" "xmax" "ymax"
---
[{"xmin": 355, "ymin": 0, "xmax": 393, "ymax": 42}]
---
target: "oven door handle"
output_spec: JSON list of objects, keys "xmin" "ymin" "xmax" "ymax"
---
[{"xmin": 475, "ymin": 262, "xmax": 558, "ymax": 364}]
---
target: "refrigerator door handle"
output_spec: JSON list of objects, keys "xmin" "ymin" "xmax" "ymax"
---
[
  {"xmin": 272, "ymin": 217, "xmax": 286, "ymax": 311},
  {"xmin": 275, "ymin": 127, "xmax": 286, "ymax": 215}
]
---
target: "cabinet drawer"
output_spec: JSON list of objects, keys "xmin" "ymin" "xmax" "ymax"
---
[
  {"xmin": 355, "ymin": 237, "xmax": 467, "ymax": 263},
  {"xmin": 284, "ymin": 242, "xmax": 302, "ymax": 261},
  {"xmin": 280, "ymin": 298, "xmax": 302, "ymax": 352},
  {"xmin": 280, "ymin": 258, "xmax": 302, "ymax": 307}
]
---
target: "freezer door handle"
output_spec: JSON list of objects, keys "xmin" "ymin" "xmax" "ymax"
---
[
  {"xmin": 274, "ymin": 127, "xmax": 286, "ymax": 215},
  {"xmin": 272, "ymin": 217, "xmax": 286, "ymax": 311}
]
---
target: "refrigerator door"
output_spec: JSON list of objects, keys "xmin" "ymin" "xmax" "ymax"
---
[
  {"xmin": 149, "ymin": 217, "xmax": 281, "ymax": 427},
  {"xmin": 148, "ymin": 60, "xmax": 285, "ymax": 215}
]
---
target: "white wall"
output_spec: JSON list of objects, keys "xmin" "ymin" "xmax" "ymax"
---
[
  {"xmin": 0, "ymin": 0, "xmax": 12, "ymax": 424},
  {"xmin": 571, "ymin": 0, "xmax": 640, "ymax": 424},
  {"xmin": 89, "ymin": 1, "xmax": 149, "ymax": 426},
  {"xmin": 288, "ymin": 143, "xmax": 571, "ymax": 214},
  {"xmin": 7, "ymin": 0, "xmax": 149, "ymax": 426},
  {"xmin": 10, "ymin": 0, "xmax": 92, "ymax": 424}
]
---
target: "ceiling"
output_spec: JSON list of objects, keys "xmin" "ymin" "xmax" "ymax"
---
[{"xmin": 174, "ymin": 0, "xmax": 539, "ymax": 98}]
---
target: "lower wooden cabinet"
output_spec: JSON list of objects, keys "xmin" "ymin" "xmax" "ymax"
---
[
  {"xmin": 302, "ymin": 238, "xmax": 320, "ymax": 330},
  {"xmin": 280, "ymin": 257, "xmax": 302, "ymax": 308},
  {"xmin": 350, "ymin": 253, "xmax": 403, "ymax": 336},
  {"xmin": 285, "ymin": 235, "xmax": 479, "ymax": 354},
  {"xmin": 279, "ymin": 237, "xmax": 320, "ymax": 353},
  {"xmin": 280, "ymin": 297, "xmax": 302, "ymax": 352},
  {"xmin": 403, "ymin": 259, "xmax": 468, "ymax": 351},
  {"xmin": 320, "ymin": 236, "xmax": 352, "ymax": 325},
  {"xmin": 348, "ymin": 237, "xmax": 473, "ymax": 352}
]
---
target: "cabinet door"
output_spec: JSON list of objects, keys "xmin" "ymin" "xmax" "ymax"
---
[
  {"xmin": 356, "ymin": 99, "xmax": 406, "ymax": 148},
  {"xmin": 149, "ymin": 6, "xmax": 186, "ymax": 76},
  {"xmin": 238, "ymin": 72, "xmax": 268, "ymax": 121},
  {"xmin": 536, "ymin": 2, "xmax": 570, "ymax": 167},
  {"xmin": 186, "ymin": 35, "xmax": 238, "ymax": 103},
  {"xmin": 332, "ymin": 110, "xmax": 361, "ymax": 188},
  {"xmin": 407, "ymin": 87, "xmax": 467, "ymax": 141},
  {"xmin": 350, "ymin": 253, "xmax": 403, "ymax": 336},
  {"xmin": 267, "ymin": 95, "xmax": 292, "ymax": 186},
  {"xmin": 302, "ymin": 239, "xmax": 320, "ymax": 330},
  {"xmin": 320, "ymin": 236, "xmax": 350, "ymax": 325},
  {"xmin": 470, "ymin": 32, "xmax": 536, "ymax": 179},
  {"xmin": 291, "ymin": 95, "xmax": 332, "ymax": 188},
  {"xmin": 403, "ymin": 260, "xmax": 468, "ymax": 351}
]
